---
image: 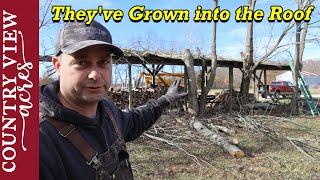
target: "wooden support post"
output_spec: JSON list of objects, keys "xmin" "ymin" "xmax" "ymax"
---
[
  {"xmin": 253, "ymin": 70, "xmax": 256, "ymax": 100},
  {"xmin": 154, "ymin": 64, "xmax": 164, "ymax": 75},
  {"xmin": 264, "ymin": 69, "xmax": 267, "ymax": 98},
  {"xmin": 128, "ymin": 63, "xmax": 133, "ymax": 109},
  {"xmin": 229, "ymin": 67, "xmax": 233, "ymax": 112},
  {"xmin": 156, "ymin": 74, "xmax": 169, "ymax": 86},
  {"xmin": 264, "ymin": 69, "xmax": 267, "ymax": 86},
  {"xmin": 184, "ymin": 65, "xmax": 188, "ymax": 111},
  {"xmin": 152, "ymin": 64, "xmax": 156, "ymax": 88},
  {"xmin": 249, "ymin": 71, "xmax": 263, "ymax": 85},
  {"xmin": 229, "ymin": 67, "xmax": 233, "ymax": 92},
  {"xmin": 141, "ymin": 64, "xmax": 153, "ymax": 75},
  {"xmin": 154, "ymin": 65, "xmax": 165, "ymax": 85},
  {"xmin": 258, "ymin": 70, "xmax": 263, "ymax": 84},
  {"xmin": 204, "ymin": 63, "xmax": 208, "ymax": 87}
]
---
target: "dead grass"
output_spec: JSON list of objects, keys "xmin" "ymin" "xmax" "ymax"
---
[{"xmin": 127, "ymin": 115, "xmax": 320, "ymax": 180}]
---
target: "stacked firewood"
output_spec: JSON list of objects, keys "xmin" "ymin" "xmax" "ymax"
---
[
  {"xmin": 106, "ymin": 87, "xmax": 178, "ymax": 109},
  {"xmin": 209, "ymin": 90, "xmax": 255, "ymax": 112}
]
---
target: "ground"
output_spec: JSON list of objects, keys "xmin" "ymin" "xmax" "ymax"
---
[{"xmin": 127, "ymin": 115, "xmax": 320, "ymax": 180}]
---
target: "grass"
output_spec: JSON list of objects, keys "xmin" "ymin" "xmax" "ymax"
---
[{"xmin": 127, "ymin": 116, "xmax": 320, "ymax": 180}]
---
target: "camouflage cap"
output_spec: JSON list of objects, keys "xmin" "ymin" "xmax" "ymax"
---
[{"xmin": 55, "ymin": 20, "xmax": 123, "ymax": 57}]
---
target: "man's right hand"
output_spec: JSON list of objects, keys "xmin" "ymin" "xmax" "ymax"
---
[{"xmin": 163, "ymin": 79, "xmax": 188, "ymax": 104}]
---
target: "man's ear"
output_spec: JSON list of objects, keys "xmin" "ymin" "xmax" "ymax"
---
[{"xmin": 52, "ymin": 56, "xmax": 61, "ymax": 75}]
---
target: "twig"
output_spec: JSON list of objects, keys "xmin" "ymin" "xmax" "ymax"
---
[
  {"xmin": 266, "ymin": 155, "xmax": 288, "ymax": 169},
  {"xmin": 287, "ymin": 137, "xmax": 316, "ymax": 161},
  {"xmin": 235, "ymin": 115, "xmax": 284, "ymax": 147},
  {"xmin": 143, "ymin": 132, "xmax": 202, "ymax": 166}
]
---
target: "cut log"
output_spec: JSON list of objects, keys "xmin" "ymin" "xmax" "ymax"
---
[
  {"xmin": 209, "ymin": 124, "xmax": 235, "ymax": 136},
  {"xmin": 192, "ymin": 119, "xmax": 244, "ymax": 158}
]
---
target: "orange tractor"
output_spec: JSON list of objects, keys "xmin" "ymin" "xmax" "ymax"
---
[{"xmin": 135, "ymin": 72, "xmax": 185, "ymax": 88}]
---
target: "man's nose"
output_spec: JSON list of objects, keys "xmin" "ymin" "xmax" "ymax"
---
[{"xmin": 88, "ymin": 69, "xmax": 100, "ymax": 81}]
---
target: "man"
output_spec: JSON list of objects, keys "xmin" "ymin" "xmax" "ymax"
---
[{"xmin": 40, "ymin": 20, "xmax": 187, "ymax": 180}]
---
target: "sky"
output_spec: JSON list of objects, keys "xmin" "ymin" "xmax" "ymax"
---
[{"xmin": 39, "ymin": 0, "xmax": 320, "ymax": 79}]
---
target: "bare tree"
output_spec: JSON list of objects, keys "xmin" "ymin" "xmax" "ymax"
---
[
  {"xmin": 39, "ymin": 0, "xmax": 53, "ymax": 30},
  {"xmin": 198, "ymin": 0, "xmax": 219, "ymax": 116},
  {"xmin": 240, "ymin": 0, "xmax": 256, "ymax": 103},
  {"xmin": 183, "ymin": 49, "xmax": 198, "ymax": 115},
  {"xmin": 292, "ymin": 0, "xmax": 317, "ymax": 114},
  {"xmin": 39, "ymin": 0, "xmax": 56, "ymax": 84},
  {"xmin": 39, "ymin": 0, "xmax": 63, "ymax": 56},
  {"xmin": 240, "ymin": 0, "xmax": 295, "ymax": 103}
]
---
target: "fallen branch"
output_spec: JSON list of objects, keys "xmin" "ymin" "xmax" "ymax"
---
[
  {"xmin": 209, "ymin": 124, "xmax": 235, "ymax": 136},
  {"xmin": 143, "ymin": 132, "xmax": 202, "ymax": 166},
  {"xmin": 235, "ymin": 115, "xmax": 284, "ymax": 147},
  {"xmin": 287, "ymin": 137, "xmax": 316, "ymax": 160},
  {"xmin": 191, "ymin": 119, "xmax": 244, "ymax": 158}
]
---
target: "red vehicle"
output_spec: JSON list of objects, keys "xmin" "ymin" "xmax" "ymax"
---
[
  {"xmin": 258, "ymin": 80, "xmax": 300, "ymax": 99},
  {"xmin": 268, "ymin": 80, "xmax": 299, "ymax": 99}
]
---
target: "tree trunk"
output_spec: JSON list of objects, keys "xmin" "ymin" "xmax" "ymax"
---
[
  {"xmin": 240, "ymin": 71, "xmax": 252, "ymax": 103},
  {"xmin": 191, "ymin": 119, "xmax": 244, "ymax": 158},
  {"xmin": 199, "ymin": 58, "xmax": 207, "ymax": 116},
  {"xmin": 128, "ymin": 63, "xmax": 133, "ymax": 109},
  {"xmin": 292, "ymin": 20, "xmax": 301, "ymax": 115},
  {"xmin": 292, "ymin": 1, "xmax": 311, "ymax": 115},
  {"xmin": 198, "ymin": 0, "xmax": 219, "ymax": 115},
  {"xmin": 183, "ymin": 49, "xmax": 198, "ymax": 115},
  {"xmin": 240, "ymin": 0, "xmax": 255, "ymax": 103}
]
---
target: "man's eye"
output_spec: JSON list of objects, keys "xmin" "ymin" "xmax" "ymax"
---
[
  {"xmin": 77, "ymin": 60, "xmax": 86, "ymax": 66},
  {"xmin": 101, "ymin": 60, "xmax": 110, "ymax": 65}
]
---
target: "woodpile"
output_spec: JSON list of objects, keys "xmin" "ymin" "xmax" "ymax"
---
[
  {"xmin": 207, "ymin": 90, "xmax": 255, "ymax": 112},
  {"xmin": 106, "ymin": 87, "xmax": 184, "ymax": 109}
]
